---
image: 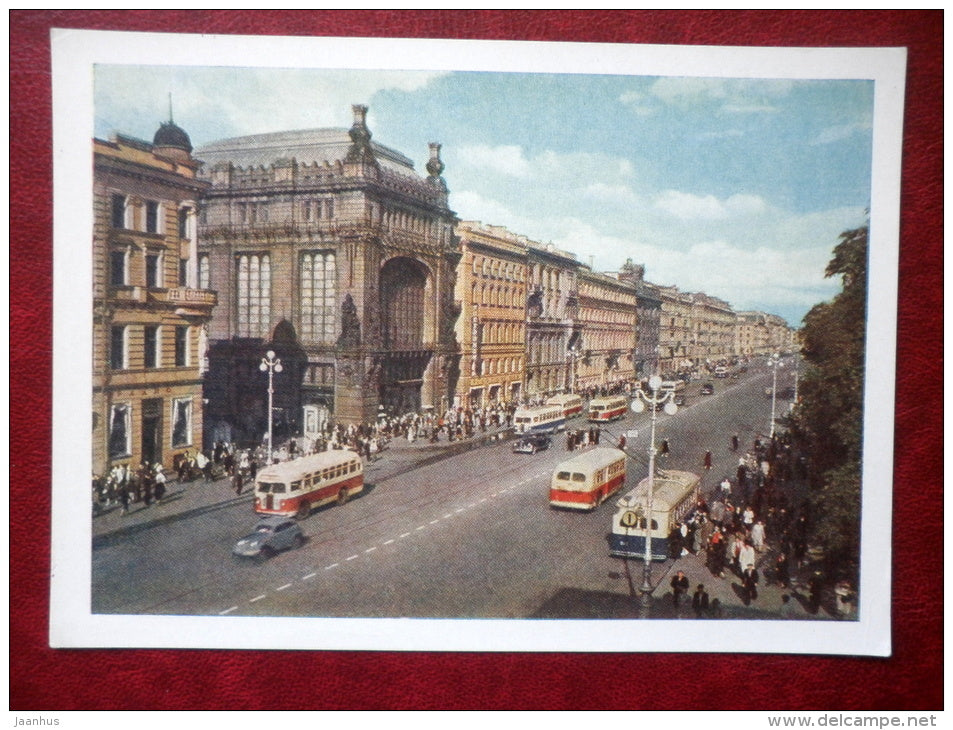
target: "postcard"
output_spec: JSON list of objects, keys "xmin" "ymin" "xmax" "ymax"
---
[{"xmin": 50, "ymin": 29, "xmax": 905, "ymax": 655}]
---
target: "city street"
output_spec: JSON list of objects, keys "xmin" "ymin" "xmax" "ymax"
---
[{"xmin": 92, "ymin": 361, "xmax": 819, "ymax": 620}]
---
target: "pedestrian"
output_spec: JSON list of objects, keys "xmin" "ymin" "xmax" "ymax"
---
[
  {"xmin": 660, "ymin": 439, "xmax": 670, "ymax": 458},
  {"xmin": 670, "ymin": 570, "xmax": 689, "ymax": 607},
  {"xmin": 720, "ymin": 477, "xmax": 732, "ymax": 498},
  {"xmin": 737, "ymin": 539, "xmax": 756, "ymax": 577},
  {"xmin": 808, "ymin": 573, "xmax": 823, "ymax": 615},
  {"xmin": 740, "ymin": 564, "xmax": 759, "ymax": 605},
  {"xmin": 118, "ymin": 486, "xmax": 130, "ymax": 515},
  {"xmin": 704, "ymin": 450, "xmax": 713, "ymax": 470},
  {"xmin": 617, "ymin": 434, "xmax": 626, "ymax": 451},
  {"xmin": 692, "ymin": 584, "xmax": 710, "ymax": 618},
  {"xmin": 233, "ymin": 470, "xmax": 244, "ymax": 496},
  {"xmin": 731, "ymin": 433, "xmax": 739, "ymax": 452},
  {"xmin": 153, "ymin": 467, "xmax": 167, "ymax": 503},
  {"xmin": 751, "ymin": 519, "xmax": 766, "ymax": 551},
  {"xmin": 779, "ymin": 593, "xmax": 798, "ymax": 619},
  {"xmin": 775, "ymin": 551, "xmax": 790, "ymax": 588}
]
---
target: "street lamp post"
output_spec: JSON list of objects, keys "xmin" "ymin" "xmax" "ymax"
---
[
  {"xmin": 768, "ymin": 352, "xmax": 783, "ymax": 438},
  {"xmin": 260, "ymin": 350, "xmax": 283, "ymax": 460},
  {"xmin": 630, "ymin": 374, "xmax": 678, "ymax": 593}
]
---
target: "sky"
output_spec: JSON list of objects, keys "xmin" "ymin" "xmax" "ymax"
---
[{"xmin": 93, "ymin": 64, "xmax": 874, "ymax": 326}]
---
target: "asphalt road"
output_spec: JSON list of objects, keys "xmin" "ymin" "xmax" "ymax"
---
[{"xmin": 92, "ymin": 363, "xmax": 798, "ymax": 619}]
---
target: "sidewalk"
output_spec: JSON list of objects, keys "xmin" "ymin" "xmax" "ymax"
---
[{"xmin": 92, "ymin": 424, "xmax": 515, "ymax": 541}]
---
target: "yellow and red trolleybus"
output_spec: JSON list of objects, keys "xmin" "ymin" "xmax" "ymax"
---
[
  {"xmin": 587, "ymin": 395, "xmax": 628, "ymax": 422},
  {"xmin": 549, "ymin": 447, "xmax": 627, "ymax": 511},
  {"xmin": 254, "ymin": 449, "xmax": 363, "ymax": 519}
]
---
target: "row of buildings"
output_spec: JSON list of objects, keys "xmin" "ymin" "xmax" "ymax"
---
[{"xmin": 92, "ymin": 105, "xmax": 796, "ymax": 476}]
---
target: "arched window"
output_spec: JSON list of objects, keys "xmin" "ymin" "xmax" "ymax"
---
[{"xmin": 380, "ymin": 257, "xmax": 427, "ymax": 349}]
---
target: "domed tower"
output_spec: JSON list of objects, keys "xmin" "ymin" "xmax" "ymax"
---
[{"xmin": 152, "ymin": 100, "xmax": 194, "ymax": 163}]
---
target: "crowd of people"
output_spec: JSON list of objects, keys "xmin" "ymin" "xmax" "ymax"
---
[{"xmin": 665, "ymin": 431, "xmax": 827, "ymax": 616}]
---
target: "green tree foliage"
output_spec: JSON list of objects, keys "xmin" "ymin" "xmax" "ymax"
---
[{"xmin": 792, "ymin": 223, "xmax": 867, "ymax": 580}]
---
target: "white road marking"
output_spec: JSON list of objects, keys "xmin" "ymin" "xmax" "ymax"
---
[
  {"xmin": 455, "ymin": 508, "xmax": 465, "ymax": 513},
  {"xmin": 399, "ymin": 532, "xmax": 411, "ymax": 539},
  {"xmin": 219, "ymin": 606, "xmax": 238, "ymax": 615},
  {"xmin": 276, "ymin": 583, "xmax": 292, "ymax": 591},
  {"xmin": 249, "ymin": 594, "xmax": 266, "ymax": 603},
  {"xmin": 346, "ymin": 554, "xmax": 358, "ymax": 561},
  {"xmin": 443, "ymin": 513, "xmax": 453, "ymax": 519},
  {"xmin": 325, "ymin": 562, "xmax": 339, "ymax": 570},
  {"xmin": 364, "ymin": 546, "xmax": 377, "ymax": 554},
  {"xmin": 302, "ymin": 572, "xmax": 317, "ymax": 580},
  {"xmin": 383, "ymin": 539, "xmax": 395, "ymax": 545},
  {"xmin": 415, "ymin": 525, "xmax": 426, "ymax": 531}
]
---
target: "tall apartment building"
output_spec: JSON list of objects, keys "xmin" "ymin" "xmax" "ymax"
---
[
  {"xmin": 618, "ymin": 260, "xmax": 661, "ymax": 379},
  {"xmin": 195, "ymin": 105, "xmax": 459, "ymax": 443},
  {"xmin": 92, "ymin": 121, "xmax": 215, "ymax": 476},
  {"xmin": 453, "ymin": 222, "xmax": 529, "ymax": 408},
  {"xmin": 574, "ymin": 267, "xmax": 637, "ymax": 393},
  {"xmin": 658, "ymin": 285, "xmax": 695, "ymax": 376},
  {"xmin": 524, "ymin": 241, "xmax": 581, "ymax": 399},
  {"xmin": 691, "ymin": 292, "xmax": 736, "ymax": 366}
]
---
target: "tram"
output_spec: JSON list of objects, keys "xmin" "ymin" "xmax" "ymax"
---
[
  {"xmin": 546, "ymin": 393, "xmax": 584, "ymax": 420},
  {"xmin": 549, "ymin": 447, "xmax": 627, "ymax": 511},
  {"xmin": 608, "ymin": 470, "xmax": 701, "ymax": 560},
  {"xmin": 513, "ymin": 404, "xmax": 566, "ymax": 435},
  {"xmin": 587, "ymin": 395, "xmax": 628, "ymax": 422},
  {"xmin": 254, "ymin": 449, "xmax": 364, "ymax": 518}
]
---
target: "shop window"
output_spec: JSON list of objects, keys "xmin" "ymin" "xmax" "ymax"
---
[
  {"xmin": 108, "ymin": 403, "xmax": 131, "ymax": 459},
  {"xmin": 171, "ymin": 397, "xmax": 192, "ymax": 448}
]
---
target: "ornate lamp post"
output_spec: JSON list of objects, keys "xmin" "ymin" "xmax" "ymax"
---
[
  {"xmin": 630, "ymin": 374, "xmax": 678, "ymax": 593},
  {"xmin": 260, "ymin": 350, "xmax": 282, "ymax": 459},
  {"xmin": 768, "ymin": 352, "xmax": 783, "ymax": 438}
]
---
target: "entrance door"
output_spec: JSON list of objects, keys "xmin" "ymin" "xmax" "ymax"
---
[{"xmin": 141, "ymin": 398, "xmax": 162, "ymax": 465}]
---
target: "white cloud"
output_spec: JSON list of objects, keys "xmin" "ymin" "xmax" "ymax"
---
[
  {"xmin": 456, "ymin": 144, "xmax": 533, "ymax": 178},
  {"xmin": 811, "ymin": 121, "xmax": 872, "ymax": 146},
  {"xmin": 652, "ymin": 190, "xmax": 767, "ymax": 220}
]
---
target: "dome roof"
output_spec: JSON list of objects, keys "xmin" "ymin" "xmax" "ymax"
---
[{"xmin": 153, "ymin": 121, "xmax": 193, "ymax": 153}]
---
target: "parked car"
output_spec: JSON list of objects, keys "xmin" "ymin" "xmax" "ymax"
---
[
  {"xmin": 700, "ymin": 382, "xmax": 715, "ymax": 395},
  {"xmin": 233, "ymin": 516, "xmax": 305, "ymax": 559},
  {"xmin": 512, "ymin": 433, "xmax": 552, "ymax": 454}
]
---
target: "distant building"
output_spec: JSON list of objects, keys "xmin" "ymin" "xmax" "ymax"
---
[
  {"xmin": 618, "ymin": 260, "xmax": 661, "ymax": 379},
  {"xmin": 196, "ymin": 105, "xmax": 460, "ymax": 444},
  {"xmin": 92, "ymin": 120, "xmax": 215, "ymax": 476}
]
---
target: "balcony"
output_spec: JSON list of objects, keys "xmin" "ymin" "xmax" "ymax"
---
[{"xmin": 150, "ymin": 287, "xmax": 218, "ymax": 308}]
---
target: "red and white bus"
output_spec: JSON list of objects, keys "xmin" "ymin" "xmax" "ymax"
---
[
  {"xmin": 549, "ymin": 447, "xmax": 627, "ymax": 511},
  {"xmin": 254, "ymin": 449, "xmax": 364, "ymax": 518},
  {"xmin": 546, "ymin": 393, "xmax": 584, "ymax": 420},
  {"xmin": 587, "ymin": 395, "xmax": 628, "ymax": 422}
]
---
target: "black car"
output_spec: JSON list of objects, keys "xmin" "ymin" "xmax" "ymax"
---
[
  {"xmin": 700, "ymin": 382, "xmax": 715, "ymax": 395},
  {"xmin": 512, "ymin": 433, "xmax": 551, "ymax": 454}
]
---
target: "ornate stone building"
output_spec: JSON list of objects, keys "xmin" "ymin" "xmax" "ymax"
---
[
  {"xmin": 690, "ymin": 292, "xmax": 736, "ymax": 367},
  {"xmin": 657, "ymin": 285, "xmax": 695, "ymax": 376},
  {"xmin": 618, "ymin": 260, "xmax": 661, "ymax": 379},
  {"xmin": 92, "ymin": 122, "xmax": 215, "ymax": 475},
  {"xmin": 453, "ymin": 222, "xmax": 528, "ymax": 408},
  {"xmin": 196, "ymin": 105, "xmax": 460, "ymax": 443},
  {"xmin": 574, "ymin": 267, "xmax": 637, "ymax": 393}
]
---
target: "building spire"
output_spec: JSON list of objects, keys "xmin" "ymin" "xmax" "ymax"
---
[{"xmin": 168, "ymin": 92, "xmax": 174, "ymax": 123}]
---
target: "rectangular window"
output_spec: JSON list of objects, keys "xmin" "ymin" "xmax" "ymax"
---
[
  {"xmin": 110, "ymin": 249, "xmax": 127, "ymax": 286},
  {"xmin": 145, "ymin": 200, "xmax": 160, "ymax": 233},
  {"xmin": 179, "ymin": 258, "xmax": 188, "ymax": 287},
  {"xmin": 171, "ymin": 397, "xmax": 192, "ymax": 448},
  {"xmin": 198, "ymin": 254, "xmax": 210, "ymax": 290},
  {"xmin": 146, "ymin": 253, "xmax": 161, "ymax": 288},
  {"xmin": 178, "ymin": 208, "xmax": 189, "ymax": 239},
  {"xmin": 174, "ymin": 326, "xmax": 189, "ymax": 367},
  {"xmin": 108, "ymin": 403, "xmax": 132, "ymax": 459},
  {"xmin": 143, "ymin": 325, "xmax": 160, "ymax": 368},
  {"xmin": 299, "ymin": 251, "xmax": 337, "ymax": 343},
  {"xmin": 236, "ymin": 253, "xmax": 271, "ymax": 337},
  {"xmin": 110, "ymin": 325, "xmax": 127, "ymax": 370},
  {"xmin": 111, "ymin": 194, "xmax": 127, "ymax": 228}
]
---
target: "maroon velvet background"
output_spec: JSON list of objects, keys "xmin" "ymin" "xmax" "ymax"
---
[{"xmin": 10, "ymin": 10, "xmax": 942, "ymax": 711}]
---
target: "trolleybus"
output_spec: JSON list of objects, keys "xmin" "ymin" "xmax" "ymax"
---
[
  {"xmin": 254, "ymin": 449, "xmax": 364, "ymax": 518},
  {"xmin": 549, "ymin": 447, "xmax": 627, "ymax": 511},
  {"xmin": 513, "ymin": 404, "xmax": 566, "ymax": 435},
  {"xmin": 608, "ymin": 470, "xmax": 701, "ymax": 560},
  {"xmin": 546, "ymin": 393, "xmax": 584, "ymax": 420},
  {"xmin": 587, "ymin": 395, "xmax": 628, "ymax": 422}
]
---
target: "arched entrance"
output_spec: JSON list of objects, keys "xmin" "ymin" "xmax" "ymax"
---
[{"xmin": 379, "ymin": 257, "xmax": 432, "ymax": 415}]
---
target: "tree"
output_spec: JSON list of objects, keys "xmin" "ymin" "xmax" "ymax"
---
[{"xmin": 790, "ymin": 223, "xmax": 867, "ymax": 581}]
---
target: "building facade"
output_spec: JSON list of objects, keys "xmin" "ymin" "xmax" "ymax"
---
[
  {"xmin": 453, "ymin": 222, "xmax": 528, "ymax": 408},
  {"xmin": 92, "ymin": 123, "xmax": 215, "ymax": 476},
  {"xmin": 196, "ymin": 105, "xmax": 460, "ymax": 444},
  {"xmin": 690, "ymin": 292, "xmax": 736, "ymax": 368},
  {"xmin": 524, "ymin": 241, "xmax": 581, "ymax": 400},
  {"xmin": 657, "ymin": 285, "xmax": 695, "ymax": 376},
  {"xmin": 574, "ymin": 267, "xmax": 637, "ymax": 393},
  {"xmin": 618, "ymin": 260, "xmax": 661, "ymax": 379}
]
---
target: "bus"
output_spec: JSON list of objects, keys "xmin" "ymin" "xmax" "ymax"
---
[
  {"xmin": 608, "ymin": 470, "xmax": 701, "ymax": 560},
  {"xmin": 660, "ymin": 380, "xmax": 686, "ymax": 395},
  {"xmin": 546, "ymin": 393, "xmax": 584, "ymax": 419},
  {"xmin": 254, "ymin": 449, "xmax": 364, "ymax": 519},
  {"xmin": 513, "ymin": 404, "xmax": 566, "ymax": 435},
  {"xmin": 549, "ymin": 447, "xmax": 627, "ymax": 511},
  {"xmin": 587, "ymin": 395, "xmax": 628, "ymax": 422}
]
